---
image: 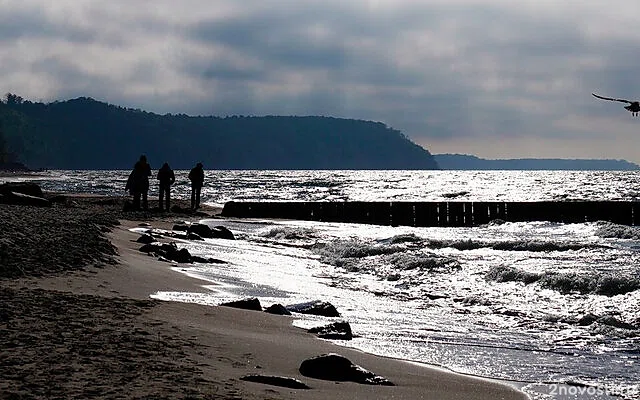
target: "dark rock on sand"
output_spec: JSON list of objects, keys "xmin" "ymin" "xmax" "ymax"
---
[
  {"xmin": 170, "ymin": 232, "xmax": 203, "ymax": 241},
  {"xmin": 240, "ymin": 374, "xmax": 310, "ymax": 389},
  {"xmin": 0, "ymin": 182, "xmax": 44, "ymax": 198},
  {"xmin": 264, "ymin": 304, "xmax": 292, "ymax": 315},
  {"xmin": 187, "ymin": 223, "xmax": 213, "ymax": 238},
  {"xmin": 187, "ymin": 223, "xmax": 236, "ymax": 240},
  {"xmin": 173, "ymin": 224, "xmax": 189, "ymax": 231},
  {"xmin": 299, "ymin": 353, "xmax": 394, "ymax": 386},
  {"xmin": 170, "ymin": 232, "xmax": 189, "ymax": 240},
  {"xmin": 173, "ymin": 248, "xmax": 192, "ymax": 263},
  {"xmin": 191, "ymin": 255, "xmax": 216, "ymax": 264},
  {"xmin": 220, "ymin": 298, "xmax": 263, "ymax": 311},
  {"xmin": 212, "ymin": 226, "xmax": 235, "ymax": 240},
  {"xmin": 138, "ymin": 242, "xmax": 221, "ymax": 265},
  {"xmin": 139, "ymin": 242, "xmax": 192, "ymax": 263},
  {"xmin": 136, "ymin": 234, "xmax": 155, "ymax": 244},
  {"xmin": 0, "ymin": 191, "xmax": 51, "ymax": 207},
  {"xmin": 187, "ymin": 232, "xmax": 204, "ymax": 241},
  {"xmin": 308, "ymin": 321, "xmax": 353, "ymax": 340},
  {"xmin": 286, "ymin": 300, "xmax": 341, "ymax": 317},
  {"xmin": 139, "ymin": 243, "xmax": 160, "ymax": 253}
]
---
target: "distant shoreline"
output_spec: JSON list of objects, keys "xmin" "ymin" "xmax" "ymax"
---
[{"xmin": 433, "ymin": 154, "xmax": 640, "ymax": 171}]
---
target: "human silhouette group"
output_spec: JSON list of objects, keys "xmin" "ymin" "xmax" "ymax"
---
[{"xmin": 125, "ymin": 155, "xmax": 205, "ymax": 211}]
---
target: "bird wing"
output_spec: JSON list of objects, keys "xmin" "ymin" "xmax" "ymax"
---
[{"xmin": 592, "ymin": 93, "xmax": 633, "ymax": 104}]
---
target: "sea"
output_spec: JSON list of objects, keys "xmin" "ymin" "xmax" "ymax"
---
[{"xmin": 6, "ymin": 169, "xmax": 640, "ymax": 400}]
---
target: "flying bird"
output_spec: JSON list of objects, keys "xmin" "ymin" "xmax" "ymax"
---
[{"xmin": 592, "ymin": 93, "xmax": 640, "ymax": 116}]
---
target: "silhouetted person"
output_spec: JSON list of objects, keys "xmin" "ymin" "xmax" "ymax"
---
[
  {"xmin": 188, "ymin": 162, "xmax": 204, "ymax": 210},
  {"xmin": 157, "ymin": 162, "xmax": 175, "ymax": 211},
  {"xmin": 125, "ymin": 155, "xmax": 152, "ymax": 210}
]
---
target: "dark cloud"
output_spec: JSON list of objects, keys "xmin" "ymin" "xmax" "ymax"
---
[
  {"xmin": 3, "ymin": 1, "xmax": 640, "ymax": 160},
  {"xmin": 187, "ymin": 16, "xmax": 351, "ymax": 70},
  {"xmin": 187, "ymin": 59, "xmax": 267, "ymax": 82},
  {"xmin": 0, "ymin": 7, "xmax": 97, "ymax": 44}
]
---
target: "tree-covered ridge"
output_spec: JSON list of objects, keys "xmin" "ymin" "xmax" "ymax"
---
[{"xmin": 0, "ymin": 94, "xmax": 438, "ymax": 170}]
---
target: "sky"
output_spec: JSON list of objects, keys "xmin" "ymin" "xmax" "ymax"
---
[{"xmin": 2, "ymin": 0, "xmax": 640, "ymax": 162}]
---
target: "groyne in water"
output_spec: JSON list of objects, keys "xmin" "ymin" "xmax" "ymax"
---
[{"xmin": 221, "ymin": 201, "xmax": 640, "ymax": 227}]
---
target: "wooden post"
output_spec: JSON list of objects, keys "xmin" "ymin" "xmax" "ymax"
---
[
  {"xmin": 415, "ymin": 202, "xmax": 439, "ymax": 227},
  {"xmin": 447, "ymin": 202, "xmax": 464, "ymax": 227},
  {"xmin": 391, "ymin": 202, "xmax": 415, "ymax": 227}
]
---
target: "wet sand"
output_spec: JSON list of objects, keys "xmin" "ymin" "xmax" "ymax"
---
[{"xmin": 0, "ymin": 196, "xmax": 528, "ymax": 399}]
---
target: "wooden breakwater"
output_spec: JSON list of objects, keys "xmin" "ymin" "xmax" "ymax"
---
[{"xmin": 221, "ymin": 201, "xmax": 640, "ymax": 227}]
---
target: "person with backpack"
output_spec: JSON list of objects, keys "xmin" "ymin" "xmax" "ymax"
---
[{"xmin": 125, "ymin": 154, "xmax": 152, "ymax": 210}]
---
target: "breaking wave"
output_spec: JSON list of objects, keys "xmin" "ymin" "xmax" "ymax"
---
[
  {"xmin": 313, "ymin": 239, "xmax": 406, "ymax": 260},
  {"xmin": 486, "ymin": 266, "xmax": 640, "ymax": 296},
  {"xmin": 259, "ymin": 226, "xmax": 319, "ymax": 240},
  {"xmin": 385, "ymin": 252, "xmax": 461, "ymax": 272},
  {"xmin": 313, "ymin": 239, "xmax": 460, "ymax": 277},
  {"xmin": 595, "ymin": 221, "xmax": 640, "ymax": 240},
  {"xmin": 377, "ymin": 233, "xmax": 424, "ymax": 245}
]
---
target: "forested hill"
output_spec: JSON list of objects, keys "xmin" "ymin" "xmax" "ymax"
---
[{"xmin": 0, "ymin": 96, "xmax": 439, "ymax": 170}]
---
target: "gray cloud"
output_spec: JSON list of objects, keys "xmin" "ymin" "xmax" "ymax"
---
[
  {"xmin": 0, "ymin": 7, "xmax": 96, "ymax": 44},
  {"xmin": 2, "ymin": 1, "xmax": 640, "ymax": 161}
]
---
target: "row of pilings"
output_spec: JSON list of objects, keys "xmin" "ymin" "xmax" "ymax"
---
[{"xmin": 220, "ymin": 201, "xmax": 640, "ymax": 226}]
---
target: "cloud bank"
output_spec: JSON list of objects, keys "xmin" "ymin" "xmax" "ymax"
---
[{"xmin": 2, "ymin": 0, "xmax": 640, "ymax": 161}]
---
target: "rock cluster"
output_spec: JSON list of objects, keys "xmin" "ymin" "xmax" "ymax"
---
[
  {"xmin": 127, "ymin": 210, "xmax": 392, "ymax": 391},
  {"xmin": 307, "ymin": 321, "xmax": 353, "ymax": 340},
  {"xmin": 138, "ymin": 242, "xmax": 219, "ymax": 264},
  {"xmin": 219, "ymin": 297, "xmax": 390, "ymax": 388}
]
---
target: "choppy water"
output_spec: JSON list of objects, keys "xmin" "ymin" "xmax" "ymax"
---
[
  {"xmin": 11, "ymin": 169, "xmax": 640, "ymax": 204},
  {"xmin": 8, "ymin": 170, "xmax": 640, "ymax": 399}
]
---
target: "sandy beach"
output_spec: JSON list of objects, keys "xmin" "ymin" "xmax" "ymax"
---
[{"xmin": 0, "ymin": 194, "xmax": 528, "ymax": 399}]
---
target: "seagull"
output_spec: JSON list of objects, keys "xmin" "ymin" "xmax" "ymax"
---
[{"xmin": 592, "ymin": 93, "xmax": 640, "ymax": 116}]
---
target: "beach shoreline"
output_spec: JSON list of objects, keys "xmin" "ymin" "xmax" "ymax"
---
[{"xmin": 0, "ymin": 194, "xmax": 529, "ymax": 399}]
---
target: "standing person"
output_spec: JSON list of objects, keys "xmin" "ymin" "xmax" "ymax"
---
[
  {"xmin": 188, "ymin": 162, "xmax": 204, "ymax": 210},
  {"xmin": 157, "ymin": 162, "xmax": 175, "ymax": 211},
  {"xmin": 125, "ymin": 155, "xmax": 152, "ymax": 210}
]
